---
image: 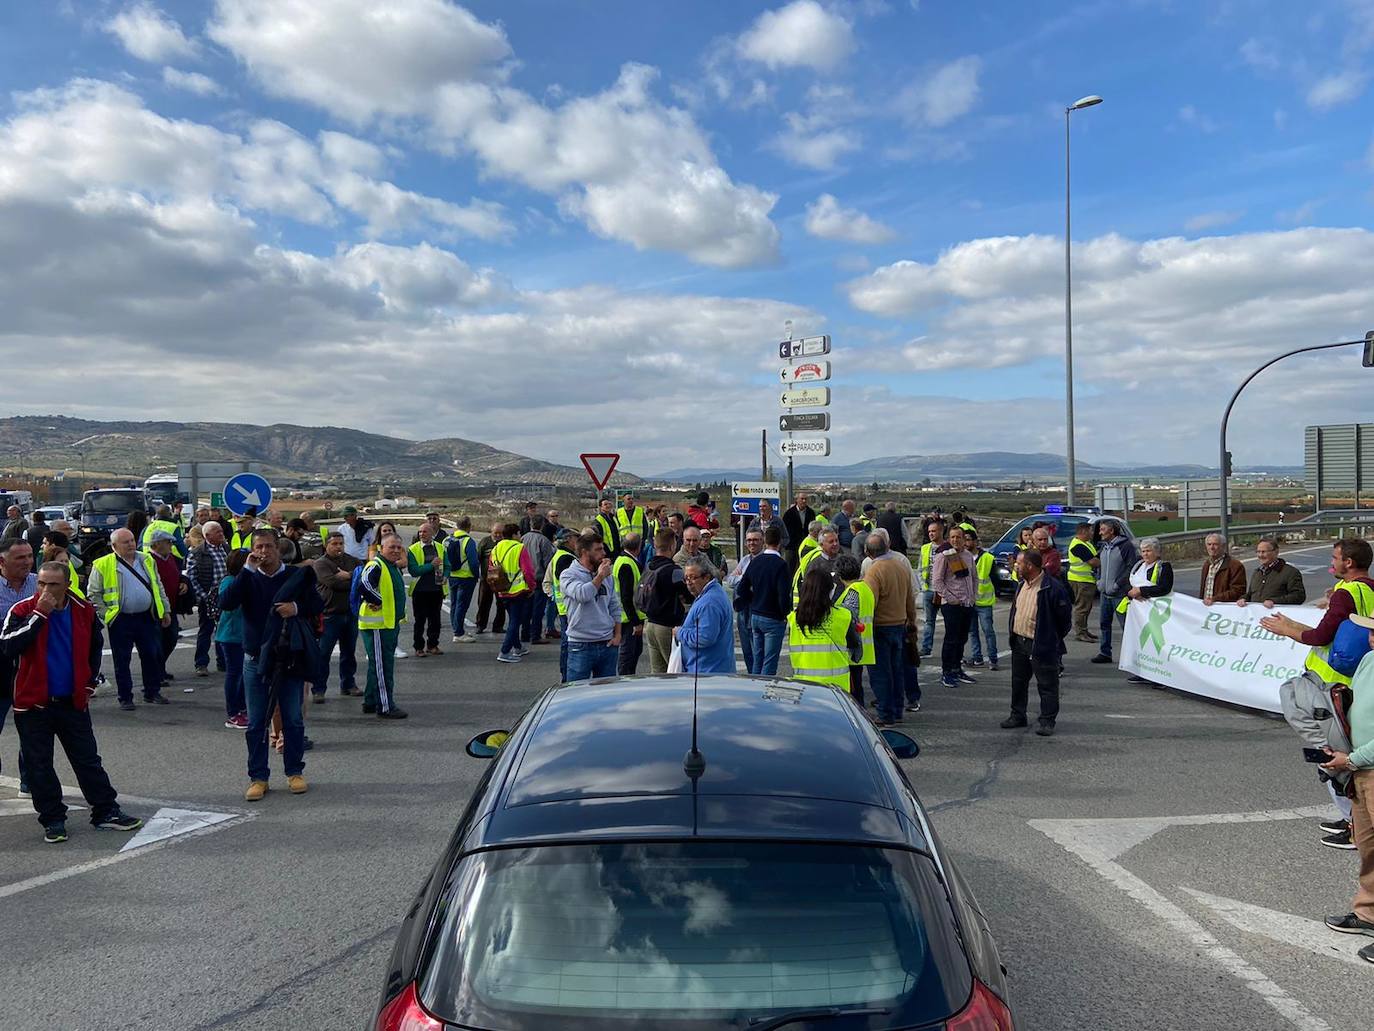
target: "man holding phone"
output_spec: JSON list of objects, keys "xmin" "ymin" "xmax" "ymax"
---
[{"xmin": 0, "ymin": 562, "xmax": 142, "ymax": 843}]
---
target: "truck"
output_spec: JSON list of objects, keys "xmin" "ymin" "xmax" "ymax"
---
[
  {"xmin": 0, "ymin": 489, "xmax": 35, "ymax": 517},
  {"xmin": 144, "ymin": 473, "xmax": 185, "ymax": 507},
  {"xmin": 77, "ymin": 487, "xmax": 154, "ymax": 561}
]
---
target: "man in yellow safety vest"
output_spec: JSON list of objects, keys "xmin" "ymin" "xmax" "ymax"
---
[
  {"xmin": 1066, "ymin": 522, "xmax": 1100, "ymax": 643},
  {"xmin": 87, "ymin": 528, "xmax": 170, "ymax": 709}
]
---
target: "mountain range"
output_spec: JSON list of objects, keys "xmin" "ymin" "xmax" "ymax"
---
[
  {"xmin": 651, "ymin": 451, "xmax": 1304, "ymax": 483},
  {"xmin": 0, "ymin": 416, "xmax": 641, "ymax": 487}
]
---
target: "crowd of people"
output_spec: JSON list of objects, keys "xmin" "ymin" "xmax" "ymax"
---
[{"xmin": 1, "ymin": 489, "xmax": 1371, "ymax": 964}]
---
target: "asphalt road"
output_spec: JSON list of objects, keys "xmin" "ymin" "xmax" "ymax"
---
[{"xmin": 0, "ymin": 583, "xmax": 1367, "ymax": 1030}]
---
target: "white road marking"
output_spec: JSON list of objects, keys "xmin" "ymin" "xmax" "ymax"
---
[
  {"xmin": 0, "ymin": 776, "xmax": 252, "ymax": 900},
  {"xmin": 1032, "ymin": 805, "xmax": 1337, "ymax": 1031},
  {"xmin": 1181, "ymin": 888, "xmax": 1371, "ymax": 969},
  {"xmin": 0, "ymin": 798, "xmax": 83, "ymax": 818},
  {"xmin": 119, "ymin": 806, "xmax": 236, "ymax": 853}
]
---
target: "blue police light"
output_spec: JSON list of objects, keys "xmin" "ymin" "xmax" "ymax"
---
[{"xmin": 1045, "ymin": 504, "xmax": 1064, "ymax": 514}]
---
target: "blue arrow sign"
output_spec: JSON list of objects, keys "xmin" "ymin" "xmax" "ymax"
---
[{"xmin": 223, "ymin": 472, "xmax": 272, "ymax": 517}]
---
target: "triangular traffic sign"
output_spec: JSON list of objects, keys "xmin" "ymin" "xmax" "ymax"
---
[
  {"xmin": 579, "ymin": 453, "xmax": 621, "ymax": 490},
  {"xmin": 119, "ymin": 807, "xmax": 236, "ymax": 853}
]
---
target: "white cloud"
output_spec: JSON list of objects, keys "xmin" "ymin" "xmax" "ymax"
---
[
  {"xmin": 894, "ymin": 56, "xmax": 981, "ymax": 128},
  {"xmin": 737, "ymin": 1, "xmax": 856, "ymax": 72},
  {"xmin": 431, "ymin": 65, "xmax": 780, "ymax": 266},
  {"xmin": 1183, "ymin": 210, "xmax": 1243, "ymax": 232},
  {"xmin": 210, "ymin": 3, "xmax": 778, "ymax": 267},
  {"xmin": 209, "ymin": 0, "xmax": 512, "ymax": 124},
  {"xmin": 1306, "ymin": 68, "xmax": 1368, "ymax": 109},
  {"xmin": 770, "ymin": 112, "xmax": 861, "ymax": 170},
  {"xmin": 161, "ymin": 67, "xmax": 222, "ymax": 96},
  {"xmin": 804, "ymin": 194, "xmax": 897, "ymax": 244},
  {"xmin": 1239, "ymin": 37, "xmax": 1282, "ymax": 72},
  {"xmin": 105, "ymin": 2, "xmax": 199, "ymax": 62},
  {"xmin": 0, "ymin": 80, "xmax": 511, "ymax": 240},
  {"xmin": 1178, "ymin": 104, "xmax": 1219, "ymax": 134}
]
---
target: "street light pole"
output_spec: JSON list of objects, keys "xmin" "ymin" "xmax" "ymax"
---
[
  {"xmin": 1218, "ymin": 332, "xmax": 1372, "ymax": 541},
  {"xmin": 1064, "ymin": 94, "xmax": 1102, "ymax": 508}
]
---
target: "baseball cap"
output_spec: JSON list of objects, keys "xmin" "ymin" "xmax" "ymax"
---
[
  {"xmin": 554, "ymin": 527, "xmax": 573, "ymax": 541},
  {"xmin": 342, "ymin": 505, "xmax": 358, "ymax": 515},
  {"xmin": 862, "ymin": 503, "xmax": 877, "ymax": 512},
  {"xmin": 151, "ymin": 529, "xmax": 176, "ymax": 543}
]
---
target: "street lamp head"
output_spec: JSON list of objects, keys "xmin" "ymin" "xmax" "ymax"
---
[{"xmin": 1069, "ymin": 95, "xmax": 1104, "ymax": 111}]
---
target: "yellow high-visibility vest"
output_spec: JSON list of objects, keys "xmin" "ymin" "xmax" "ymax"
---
[
  {"xmin": 447, "ymin": 531, "xmax": 475, "ymax": 579},
  {"xmin": 612, "ymin": 555, "xmax": 645, "ymax": 622},
  {"xmin": 787, "ymin": 605, "xmax": 853, "ymax": 689},
  {"xmin": 92, "ymin": 552, "xmax": 165, "ymax": 625},
  {"xmin": 975, "ymin": 551, "xmax": 996, "ymax": 607},
  {"xmin": 492, "ymin": 539, "xmax": 528, "ymax": 595},
  {"xmin": 407, "ymin": 540, "xmax": 449, "ymax": 597},
  {"xmin": 357, "ymin": 557, "xmax": 402, "ymax": 630},
  {"xmin": 1067, "ymin": 539, "xmax": 1098, "ymax": 584},
  {"xmin": 837, "ymin": 582, "xmax": 875, "ymax": 665},
  {"xmin": 1304, "ymin": 581, "xmax": 1374, "ymax": 686}
]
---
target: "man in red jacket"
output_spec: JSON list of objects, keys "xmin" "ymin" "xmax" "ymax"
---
[{"xmin": 0, "ymin": 561, "xmax": 142, "ymax": 844}]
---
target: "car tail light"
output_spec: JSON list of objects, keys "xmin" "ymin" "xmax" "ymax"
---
[
  {"xmin": 375, "ymin": 982, "xmax": 444, "ymax": 1031},
  {"xmin": 946, "ymin": 979, "xmax": 1013, "ymax": 1031}
]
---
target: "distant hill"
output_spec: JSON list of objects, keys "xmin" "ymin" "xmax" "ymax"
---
[
  {"xmin": 0, "ymin": 416, "xmax": 641, "ymax": 487},
  {"xmin": 652, "ymin": 451, "xmax": 1303, "ymax": 483}
]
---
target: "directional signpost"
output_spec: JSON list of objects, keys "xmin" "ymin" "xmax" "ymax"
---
[
  {"xmin": 731, "ymin": 480, "xmax": 781, "ymax": 517},
  {"xmin": 222, "ymin": 472, "xmax": 272, "ymax": 516},
  {"xmin": 779, "ymin": 360, "xmax": 831, "ymax": 385},
  {"xmin": 579, "ymin": 453, "xmax": 621, "ymax": 493},
  {"xmin": 777, "ymin": 333, "xmax": 834, "ymax": 498},
  {"xmin": 780, "ymin": 413, "xmax": 829, "ymax": 432}
]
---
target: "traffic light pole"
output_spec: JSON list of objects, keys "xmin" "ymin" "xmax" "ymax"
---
[{"xmin": 1219, "ymin": 333, "xmax": 1371, "ymax": 542}]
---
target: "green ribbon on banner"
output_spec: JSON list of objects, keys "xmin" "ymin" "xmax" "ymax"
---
[{"xmin": 1139, "ymin": 598, "xmax": 1172, "ymax": 654}]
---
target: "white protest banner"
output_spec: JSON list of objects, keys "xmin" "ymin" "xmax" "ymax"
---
[{"xmin": 1119, "ymin": 593, "xmax": 1320, "ymax": 714}]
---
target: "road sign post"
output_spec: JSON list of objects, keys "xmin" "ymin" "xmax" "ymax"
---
[
  {"xmin": 579, "ymin": 453, "xmax": 621, "ymax": 493},
  {"xmin": 210, "ymin": 491, "xmax": 224, "ymax": 509},
  {"xmin": 777, "ymin": 330, "xmax": 835, "ymax": 499},
  {"xmin": 779, "ymin": 413, "xmax": 829, "ymax": 432},
  {"xmin": 222, "ymin": 472, "xmax": 273, "ymax": 517}
]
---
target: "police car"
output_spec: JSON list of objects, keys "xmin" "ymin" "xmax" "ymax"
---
[{"xmin": 987, "ymin": 506, "xmax": 1136, "ymax": 596}]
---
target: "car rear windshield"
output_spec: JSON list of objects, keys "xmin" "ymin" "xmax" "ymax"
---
[
  {"xmin": 85, "ymin": 493, "xmax": 145, "ymax": 514},
  {"xmin": 419, "ymin": 842, "xmax": 971, "ymax": 1030}
]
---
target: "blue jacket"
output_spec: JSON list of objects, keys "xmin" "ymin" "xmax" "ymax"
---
[
  {"xmin": 221, "ymin": 563, "xmax": 323, "ymax": 659},
  {"xmin": 679, "ymin": 579, "xmax": 735, "ymax": 674}
]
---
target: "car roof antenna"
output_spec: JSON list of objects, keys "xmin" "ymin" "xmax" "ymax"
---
[{"xmin": 683, "ymin": 658, "xmax": 706, "ymax": 780}]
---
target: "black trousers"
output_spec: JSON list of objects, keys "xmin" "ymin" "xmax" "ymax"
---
[
  {"xmin": 411, "ymin": 590, "xmax": 443, "ymax": 650},
  {"xmin": 475, "ymin": 580, "xmax": 506, "ymax": 633},
  {"xmin": 941, "ymin": 604, "xmax": 974, "ymax": 675},
  {"xmin": 159, "ymin": 616, "xmax": 179, "ymax": 679},
  {"xmin": 15, "ymin": 698, "xmax": 119, "ymax": 827},
  {"xmin": 1009, "ymin": 634, "xmax": 1061, "ymax": 725},
  {"xmin": 617, "ymin": 628, "xmax": 643, "ymax": 676},
  {"xmin": 108, "ymin": 611, "xmax": 164, "ymax": 702}
]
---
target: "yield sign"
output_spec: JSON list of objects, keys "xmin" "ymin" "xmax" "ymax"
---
[{"xmin": 579, "ymin": 453, "xmax": 621, "ymax": 490}]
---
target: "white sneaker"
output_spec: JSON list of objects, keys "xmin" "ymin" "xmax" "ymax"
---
[
  {"xmin": 394, "ymin": 648, "xmax": 408, "ymax": 658},
  {"xmin": 182, "ymin": 686, "xmax": 195, "ymax": 694},
  {"xmin": 452, "ymin": 634, "xmax": 462, "ymax": 643},
  {"xmin": 461, "ymin": 634, "xmax": 477, "ymax": 643}
]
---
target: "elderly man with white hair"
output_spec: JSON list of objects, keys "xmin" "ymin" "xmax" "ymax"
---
[
  {"xmin": 87, "ymin": 528, "xmax": 171, "ymax": 710},
  {"xmin": 1200, "ymin": 532, "xmax": 1247, "ymax": 606}
]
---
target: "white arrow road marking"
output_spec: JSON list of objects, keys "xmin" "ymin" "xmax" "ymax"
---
[
  {"xmin": 232, "ymin": 484, "xmax": 262, "ymax": 507},
  {"xmin": 119, "ymin": 807, "xmax": 235, "ymax": 853},
  {"xmin": 0, "ymin": 776, "xmax": 251, "ymax": 900},
  {"xmin": 1180, "ymin": 888, "xmax": 1372, "ymax": 969},
  {"xmin": 0, "ymin": 798, "xmax": 83, "ymax": 819},
  {"xmin": 1032, "ymin": 806, "xmax": 1337, "ymax": 1031}
]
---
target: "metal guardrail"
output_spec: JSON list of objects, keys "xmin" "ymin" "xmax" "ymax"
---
[{"xmin": 1150, "ymin": 516, "xmax": 1374, "ymax": 563}]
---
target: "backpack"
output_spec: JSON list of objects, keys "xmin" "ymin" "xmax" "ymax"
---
[
  {"xmin": 634, "ymin": 562, "xmax": 664, "ymax": 615},
  {"xmin": 348, "ymin": 565, "xmax": 366, "ymax": 616},
  {"xmin": 1328, "ymin": 619, "xmax": 1372, "ymax": 677},
  {"xmin": 485, "ymin": 555, "xmax": 511, "ymax": 594}
]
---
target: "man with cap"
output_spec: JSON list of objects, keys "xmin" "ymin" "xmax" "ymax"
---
[
  {"xmin": 338, "ymin": 505, "xmax": 375, "ymax": 562},
  {"xmin": 230, "ymin": 510, "xmax": 259, "ymax": 552}
]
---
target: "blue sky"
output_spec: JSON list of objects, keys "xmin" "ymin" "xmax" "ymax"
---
[{"xmin": 1, "ymin": 1, "xmax": 1371, "ymax": 475}]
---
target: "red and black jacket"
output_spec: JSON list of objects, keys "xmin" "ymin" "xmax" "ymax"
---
[{"xmin": 0, "ymin": 592, "xmax": 100, "ymax": 712}]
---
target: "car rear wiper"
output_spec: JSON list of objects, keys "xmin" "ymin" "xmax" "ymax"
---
[{"xmin": 746, "ymin": 1005, "xmax": 891, "ymax": 1030}]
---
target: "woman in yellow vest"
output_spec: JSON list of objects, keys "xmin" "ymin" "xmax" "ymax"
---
[
  {"xmin": 787, "ymin": 566, "xmax": 860, "ymax": 692},
  {"xmin": 833, "ymin": 555, "xmax": 875, "ymax": 707}
]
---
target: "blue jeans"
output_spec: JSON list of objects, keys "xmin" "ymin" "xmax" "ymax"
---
[
  {"xmin": 870, "ymin": 625, "xmax": 906, "ymax": 724},
  {"xmin": 967, "ymin": 606, "xmax": 999, "ymax": 664},
  {"xmin": 750, "ymin": 614, "xmax": 786, "ymax": 675},
  {"xmin": 1099, "ymin": 593, "xmax": 1125, "ymax": 658},
  {"xmin": 557, "ymin": 614, "xmax": 569, "ymax": 681},
  {"xmin": 242, "ymin": 655, "xmax": 305, "ymax": 782},
  {"xmin": 448, "ymin": 577, "xmax": 477, "ymax": 636},
  {"xmin": 920, "ymin": 591, "xmax": 938, "ymax": 652},
  {"xmin": 0, "ymin": 672, "xmax": 27, "ymax": 787},
  {"xmin": 545, "ymin": 596, "xmax": 558, "ymax": 634},
  {"xmin": 736, "ymin": 611, "xmax": 754, "ymax": 674},
  {"xmin": 221, "ymin": 642, "xmax": 245, "ymax": 717},
  {"xmin": 501, "ymin": 594, "xmax": 531, "ymax": 655},
  {"xmin": 565, "ymin": 640, "xmax": 618, "ymax": 682},
  {"xmin": 194, "ymin": 611, "xmax": 224, "ymax": 671},
  {"xmin": 315, "ymin": 612, "xmax": 358, "ymax": 694},
  {"xmin": 524, "ymin": 584, "xmax": 546, "ymax": 642}
]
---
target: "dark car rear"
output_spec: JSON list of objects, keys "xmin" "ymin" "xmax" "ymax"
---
[{"xmin": 375, "ymin": 677, "xmax": 1013, "ymax": 1030}]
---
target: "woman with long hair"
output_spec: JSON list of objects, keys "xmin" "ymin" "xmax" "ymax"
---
[{"xmin": 787, "ymin": 566, "xmax": 860, "ymax": 692}]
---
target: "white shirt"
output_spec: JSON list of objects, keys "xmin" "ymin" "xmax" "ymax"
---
[{"xmin": 340, "ymin": 521, "xmax": 375, "ymax": 561}]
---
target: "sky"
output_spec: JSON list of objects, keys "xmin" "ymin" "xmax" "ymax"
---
[{"xmin": 1, "ymin": 0, "xmax": 1372, "ymax": 477}]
